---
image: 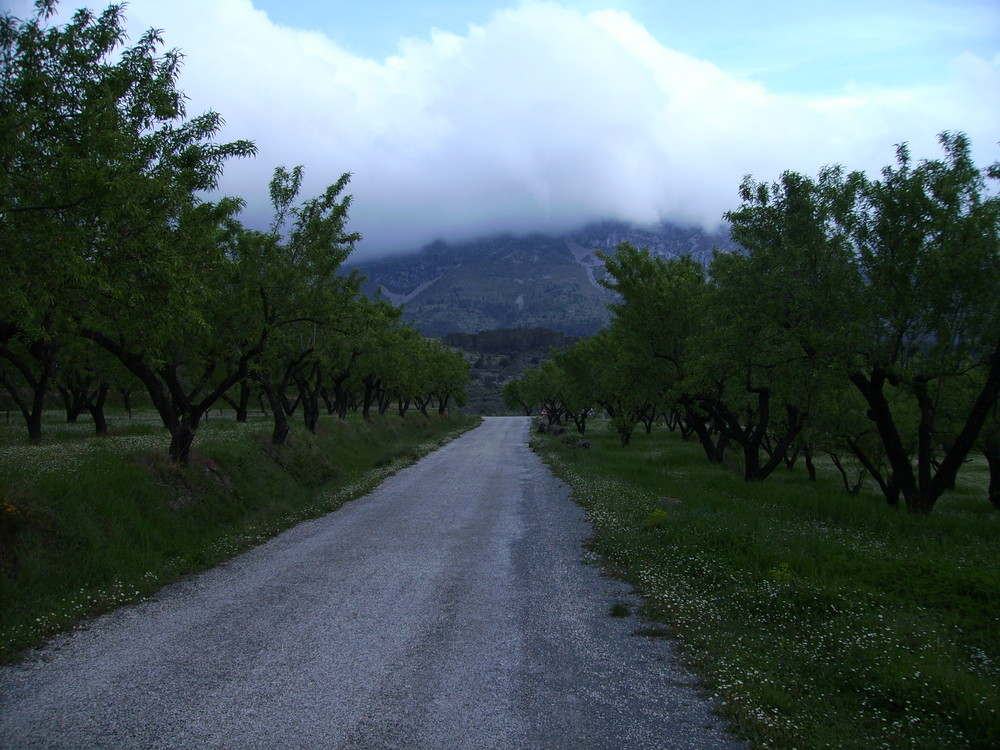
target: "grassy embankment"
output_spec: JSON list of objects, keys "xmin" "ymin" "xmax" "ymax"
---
[
  {"xmin": 0, "ymin": 409, "xmax": 479, "ymax": 663},
  {"xmin": 533, "ymin": 422, "xmax": 999, "ymax": 749}
]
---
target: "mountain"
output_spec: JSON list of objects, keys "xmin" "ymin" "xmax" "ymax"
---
[
  {"xmin": 442, "ymin": 328, "xmax": 580, "ymax": 415},
  {"xmin": 348, "ymin": 219, "xmax": 738, "ymax": 337}
]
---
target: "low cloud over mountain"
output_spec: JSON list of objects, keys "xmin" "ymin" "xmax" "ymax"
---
[
  {"xmin": 350, "ymin": 220, "xmax": 738, "ymax": 336},
  {"xmin": 19, "ymin": 1, "xmax": 1000, "ymax": 259}
]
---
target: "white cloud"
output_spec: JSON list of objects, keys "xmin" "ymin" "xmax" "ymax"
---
[{"xmin": 19, "ymin": 0, "xmax": 1000, "ymax": 257}]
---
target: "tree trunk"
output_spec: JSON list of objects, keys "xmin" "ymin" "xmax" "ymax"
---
[
  {"xmin": 58, "ymin": 382, "xmax": 86, "ymax": 423},
  {"xmin": 321, "ymin": 386, "xmax": 336, "ymax": 415},
  {"xmin": 828, "ymin": 452, "xmax": 865, "ymax": 496},
  {"xmin": 255, "ymin": 374, "xmax": 290, "ymax": 446},
  {"xmin": 743, "ymin": 442, "xmax": 762, "ymax": 481},
  {"xmin": 985, "ymin": 441, "xmax": 1000, "ymax": 510},
  {"xmin": 680, "ymin": 399, "xmax": 724, "ymax": 463},
  {"xmin": 330, "ymin": 376, "xmax": 351, "ymax": 419},
  {"xmin": 804, "ymin": 446, "xmax": 816, "ymax": 482},
  {"xmin": 118, "ymin": 386, "xmax": 133, "ymax": 419},
  {"xmin": 783, "ymin": 447, "xmax": 800, "ymax": 470},
  {"xmin": 0, "ymin": 335, "xmax": 59, "ymax": 444},
  {"xmin": 169, "ymin": 422, "xmax": 196, "ymax": 464},
  {"xmin": 416, "ymin": 396, "xmax": 430, "ymax": 418},
  {"xmin": 851, "ymin": 347, "xmax": 1000, "ymax": 512},
  {"xmin": 87, "ymin": 382, "xmax": 109, "ymax": 436},
  {"xmin": 845, "ymin": 435, "xmax": 898, "ymax": 506},
  {"xmin": 227, "ymin": 380, "xmax": 250, "ymax": 423},
  {"xmin": 293, "ymin": 363, "xmax": 322, "ymax": 434},
  {"xmin": 362, "ymin": 374, "xmax": 379, "ymax": 422},
  {"xmin": 83, "ymin": 324, "xmax": 268, "ymax": 464},
  {"xmin": 25, "ymin": 404, "xmax": 43, "ymax": 444},
  {"xmin": 701, "ymin": 390, "xmax": 805, "ymax": 482}
]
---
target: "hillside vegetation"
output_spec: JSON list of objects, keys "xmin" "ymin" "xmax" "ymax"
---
[{"xmin": 444, "ymin": 328, "xmax": 578, "ymax": 414}]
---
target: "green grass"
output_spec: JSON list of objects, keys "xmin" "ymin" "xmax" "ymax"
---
[
  {"xmin": 609, "ymin": 600, "xmax": 632, "ymax": 617},
  {"xmin": 534, "ymin": 421, "xmax": 1000, "ymax": 749},
  {"xmin": 0, "ymin": 408, "xmax": 479, "ymax": 663}
]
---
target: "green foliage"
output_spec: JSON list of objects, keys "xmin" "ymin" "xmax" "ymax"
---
[
  {"xmin": 1, "ymin": 1, "xmax": 254, "ymax": 337},
  {"xmin": 608, "ymin": 601, "xmax": 631, "ymax": 617},
  {"xmin": 443, "ymin": 327, "xmax": 579, "ymax": 355},
  {"xmin": 520, "ymin": 133, "xmax": 1000, "ymax": 510},
  {"xmin": 643, "ymin": 508, "xmax": 668, "ymax": 528},
  {"xmin": 0, "ymin": 3, "xmax": 459, "ymax": 459},
  {"xmin": 843, "ymin": 133, "xmax": 1000, "ymax": 510}
]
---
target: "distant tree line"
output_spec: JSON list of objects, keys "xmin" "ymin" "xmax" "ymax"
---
[
  {"xmin": 0, "ymin": 1, "xmax": 469, "ymax": 462},
  {"xmin": 443, "ymin": 327, "xmax": 579, "ymax": 355},
  {"xmin": 506, "ymin": 134, "xmax": 1000, "ymax": 513}
]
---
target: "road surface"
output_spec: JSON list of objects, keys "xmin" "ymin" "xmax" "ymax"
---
[{"xmin": 0, "ymin": 416, "xmax": 742, "ymax": 749}]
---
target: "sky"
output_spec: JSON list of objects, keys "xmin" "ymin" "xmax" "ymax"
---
[{"xmin": 8, "ymin": 0, "xmax": 1000, "ymax": 258}]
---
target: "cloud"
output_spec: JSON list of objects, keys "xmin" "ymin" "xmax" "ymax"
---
[{"xmin": 19, "ymin": 0, "xmax": 1000, "ymax": 258}]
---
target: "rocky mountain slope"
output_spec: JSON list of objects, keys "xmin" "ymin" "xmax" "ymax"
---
[{"xmin": 349, "ymin": 220, "xmax": 738, "ymax": 337}]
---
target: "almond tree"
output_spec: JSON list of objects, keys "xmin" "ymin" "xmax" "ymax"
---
[
  {"xmin": 81, "ymin": 199, "xmax": 262, "ymax": 463},
  {"xmin": 846, "ymin": 133, "xmax": 1000, "ymax": 511},
  {"xmin": 235, "ymin": 166, "xmax": 361, "ymax": 442},
  {"xmin": 501, "ymin": 378, "xmax": 536, "ymax": 416},
  {"xmin": 1, "ymin": 1, "xmax": 255, "ymax": 457},
  {"xmin": 424, "ymin": 338, "xmax": 471, "ymax": 415},
  {"xmin": 716, "ymin": 166, "xmax": 863, "ymax": 480},
  {"xmin": 981, "ymin": 402, "xmax": 1000, "ymax": 510},
  {"xmin": 729, "ymin": 133, "xmax": 1000, "ymax": 509},
  {"xmin": 597, "ymin": 244, "xmax": 724, "ymax": 461}
]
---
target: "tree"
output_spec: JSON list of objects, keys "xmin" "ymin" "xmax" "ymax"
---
[
  {"xmin": 592, "ymin": 327, "xmax": 662, "ymax": 447},
  {"xmin": 0, "ymin": 325, "xmax": 57, "ymax": 442},
  {"xmin": 598, "ymin": 244, "xmax": 723, "ymax": 459},
  {"xmin": 82, "ymin": 200, "xmax": 263, "ymax": 463},
  {"xmin": 980, "ymin": 401, "xmax": 1000, "ymax": 510},
  {"xmin": 511, "ymin": 364, "xmax": 563, "ymax": 425},
  {"xmin": 52, "ymin": 338, "xmax": 116, "ymax": 435},
  {"xmin": 1, "ymin": 1, "xmax": 255, "ymax": 458},
  {"xmin": 715, "ymin": 167, "xmax": 862, "ymax": 480},
  {"xmin": 552, "ymin": 336, "xmax": 602, "ymax": 433},
  {"xmin": 728, "ymin": 133, "xmax": 1000, "ymax": 508},
  {"xmin": 424, "ymin": 339, "xmax": 470, "ymax": 416},
  {"xmin": 236, "ymin": 166, "xmax": 361, "ymax": 442},
  {"xmin": 502, "ymin": 378, "xmax": 535, "ymax": 416},
  {"xmin": 846, "ymin": 133, "xmax": 1000, "ymax": 511}
]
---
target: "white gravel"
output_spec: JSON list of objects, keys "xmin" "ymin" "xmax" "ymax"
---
[{"xmin": 0, "ymin": 416, "xmax": 744, "ymax": 749}]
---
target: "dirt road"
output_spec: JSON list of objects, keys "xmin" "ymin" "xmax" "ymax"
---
[{"xmin": 0, "ymin": 417, "xmax": 741, "ymax": 749}]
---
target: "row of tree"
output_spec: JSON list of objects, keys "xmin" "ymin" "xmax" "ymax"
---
[
  {"xmin": 506, "ymin": 133, "xmax": 1000, "ymax": 512},
  {"xmin": 1, "ymin": 2, "xmax": 469, "ymax": 462}
]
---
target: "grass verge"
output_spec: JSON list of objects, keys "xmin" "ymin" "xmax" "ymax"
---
[
  {"xmin": 532, "ymin": 421, "xmax": 999, "ymax": 749},
  {"xmin": 0, "ymin": 410, "xmax": 480, "ymax": 663}
]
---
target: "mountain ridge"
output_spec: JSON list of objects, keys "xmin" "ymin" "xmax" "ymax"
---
[{"xmin": 348, "ymin": 219, "xmax": 738, "ymax": 337}]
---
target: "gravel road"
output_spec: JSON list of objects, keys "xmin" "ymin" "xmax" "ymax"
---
[{"xmin": 0, "ymin": 416, "xmax": 743, "ymax": 749}]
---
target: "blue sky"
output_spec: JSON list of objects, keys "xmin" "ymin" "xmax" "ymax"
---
[
  {"xmin": 252, "ymin": 0, "xmax": 1000, "ymax": 93},
  {"xmin": 9, "ymin": 0, "xmax": 1000, "ymax": 257}
]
